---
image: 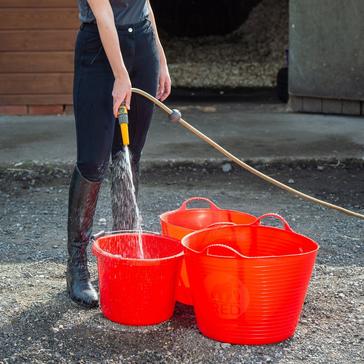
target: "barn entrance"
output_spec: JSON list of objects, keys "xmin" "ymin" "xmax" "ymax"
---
[{"xmin": 151, "ymin": 0, "xmax": 289, "ymax": 93}]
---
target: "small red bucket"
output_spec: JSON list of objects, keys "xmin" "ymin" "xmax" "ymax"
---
[
  {"xmin": 160, "ymin": 197, "xmax": 256, "ymax": 305},
  {"xmin": 181, "ymin": 214, "xmax": 319, "ymax": 344},
  {"xmin": 92, "ymin": 231, "xmax": 183, "ymax": 326}
]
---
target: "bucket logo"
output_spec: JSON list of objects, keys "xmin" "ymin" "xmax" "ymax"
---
[{"xmin": 205, "ymin": 273, "xmax": 249, "ymax": 320}]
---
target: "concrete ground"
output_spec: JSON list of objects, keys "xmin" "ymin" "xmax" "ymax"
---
[
  {"xmin": 0, "ymin": 101, "xmax": 363, "ymax": 166},
  {"xmin": 0, "ymin": 101, "xmax": 363, "ymax": 363}
]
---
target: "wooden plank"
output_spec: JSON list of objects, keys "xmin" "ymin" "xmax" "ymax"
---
[
  {"xmin": 0, "ymin": 94, "xmax": 72, "ymax": 105},
  {"xmin": 289, "ymin": 96, "xmax": 303, "ymax": 112},
  {"xmin": 0, "ymin": 30, "xmax": 77, "ymax": 51},
  {"xmin": 342, "ymin": 100, "xmax": 361, "ymax": 115},
  {"xmin": 0, "ymin": 73, "xmax": 73, "ymax": 94},
  {"xmin": 302, "ymin": 97, "xmax": 322, "ymax": 113},
  {"xmin": 322, "ymin": 98, "xmax": 342, "ymax": 114},
  {"xmin": 28, "ymin": 105, "xmax": 64, "ymax": 115},
  {"xmin": 0, "ymin": 52, "xmax": 74, "ymax": 73},
  {"xmin": 0, "ymin": 9, "xmax": 79, "ymax": 30},
  {"xmin": 0, "ymin": 0, "xmax": 76, "ymax": 8}
]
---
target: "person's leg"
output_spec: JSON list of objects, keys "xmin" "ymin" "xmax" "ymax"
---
[
  {"xmin": 67, "ymin": 167, "xmax": 100, "ymax": 307},
  {"xmin": 127, "ymin": 22, "xmax": 160, "ymax": 166},
  {"xmin": 111, "ymin": 21, "xmax": 159, "ymax": 230},
  {"xmin": 68, "ymin": 26, "xmax": 115, "ymax": 307}
]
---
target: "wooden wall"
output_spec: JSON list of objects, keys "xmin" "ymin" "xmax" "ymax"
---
[{"xmin": 0, "ymin": 0, "xmax": 79, "ymax": 114}]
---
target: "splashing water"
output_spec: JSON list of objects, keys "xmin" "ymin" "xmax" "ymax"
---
[{"xmin": 111, "ymin": 146, "xmax": 144, "ymax": 258}]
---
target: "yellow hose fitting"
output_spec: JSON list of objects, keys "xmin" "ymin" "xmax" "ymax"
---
[
  {"xmin": 120, "ymin": 123, "xmax": 130, "ymax": 146},
  {"xmin": 118, "ymin": 104, "xmax": 130, "ymax": 146}
]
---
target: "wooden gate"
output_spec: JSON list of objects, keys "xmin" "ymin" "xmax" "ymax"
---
[{"xmin": 0, "ymin": 0, "xmax": 79, "ymax": 114}]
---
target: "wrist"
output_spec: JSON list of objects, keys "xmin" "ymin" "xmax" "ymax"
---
[
  {"xmin": 159, "ymin": 52, "xmax": 167, "ymax": 66},
  {"xmin": 156, "ymin": 43, "xmax": 167, "ymax": 64},
  {"xmin": 114, "ymin": 65, "xmax": 128, "ymax": 80}
]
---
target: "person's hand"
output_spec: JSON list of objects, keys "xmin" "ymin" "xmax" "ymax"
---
[
  {"xmin": 156, "ymin": 62, "xmax": 171, "ymax": 102},
  {"xmin": 112, "ymin": 69, "xmax": 132, "ymax": 117}
]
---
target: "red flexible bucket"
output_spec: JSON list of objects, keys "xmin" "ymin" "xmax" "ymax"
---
[
  {"xmin": 181, "ymin": 214, "xmax": 319, "ymax": 345},
  {"xmin": 92, "ymin": 231, "xmax": 183, "ymax": 326},
  {"xmin": 160, "ymin": 197, "xmax": 257, "ymax": 305}
]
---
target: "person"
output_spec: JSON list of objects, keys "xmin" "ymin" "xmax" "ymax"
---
[{"xmin": 67, "ymin": 0, "xmax": 171, "ymax": 308}]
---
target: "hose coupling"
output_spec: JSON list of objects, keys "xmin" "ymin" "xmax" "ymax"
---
[{"xmin": 169, "ymin": 109, "xmax": 182, "ymax": 123}]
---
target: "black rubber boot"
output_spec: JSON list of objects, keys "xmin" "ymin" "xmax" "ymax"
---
[
  {"xmin": 67, "ymin": 166, "xmax": 101, "ymax": 308},
  {"xmin": 110, "ymin": 153, "xmax": 140, "ymax": 231}
]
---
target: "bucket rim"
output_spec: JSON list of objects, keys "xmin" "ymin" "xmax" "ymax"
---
[
  {"xmin": 160, "ymin": 207, "xmax": 256, "ymax": 219},
  {"xmin": 92, "ymin": 230, "xmax": 184, "ymax": 262},
  {"xmin": 160, "ymin": 196, "xmax": 256, "ymax": 224},
  {"xmin": 160, "ymin": 208, "xmax": 256, "ymax": 227},
  {"xmin": 181, "ymin": 224, "xmax": 319, "ymax": 259}
]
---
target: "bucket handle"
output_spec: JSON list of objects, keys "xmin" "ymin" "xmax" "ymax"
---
[
  {"xmin": 207, "ymin": 222, "xmax": 236, "ymax": 228},
  {"xmin": 91, "ymin": 229, "xmax": 153, "ymax": 241},
  {"xmin": 252, "ymin": 213, "xmax": 294, "ymax": 232},
  {"xmin": 91, "ymin": 230, "xmax": 105, "ymax": 241},
  {"xmin": 179, "ymin": 197, "xmax": 220, "ymax": 211},
  {"xmin": 202, "ymin": 243, "xmax": 249, "ymax": 259}
]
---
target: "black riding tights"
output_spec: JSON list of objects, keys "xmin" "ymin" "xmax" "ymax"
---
[{"xmin": 73, "ymin": 19, "xmax": 159, "ymax": 182}]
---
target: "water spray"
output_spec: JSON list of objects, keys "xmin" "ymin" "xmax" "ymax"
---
[{"xmin": 115, "ymin": 103, "xmax": 144, "ymax": 257}]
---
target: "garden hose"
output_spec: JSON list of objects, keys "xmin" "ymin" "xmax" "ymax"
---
[
  {"xmin": 131, "ymin": 87, "xmax": 364, "ymax": 221},
  {"xmin": 118, "ymin": 104, "xmax": 130, "ymax": 146}
]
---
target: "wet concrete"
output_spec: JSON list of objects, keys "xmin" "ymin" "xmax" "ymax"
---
[{"xmin": 0, "ymin": 102, "xmax": 363, "ymax": 166}]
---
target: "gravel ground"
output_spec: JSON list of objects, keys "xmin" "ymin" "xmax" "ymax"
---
[
  {"xmin": 163, "ymin": 0, "xmax": 289, "ymax": 88},
  {"xmin": 0, "ymin": 162, "xmax": 363, "ymax": 363}
]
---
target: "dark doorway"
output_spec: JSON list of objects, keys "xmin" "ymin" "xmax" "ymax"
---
[
  {"xmin": 150, "ymin": 0, "xmax": 262, "ymax": 37},
  {"xmin": 151, "ymin": 0, "xmax": 289, "ymax": 97}
]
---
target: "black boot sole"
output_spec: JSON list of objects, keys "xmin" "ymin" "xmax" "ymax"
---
[
  {"xmin": 66, "ymin": 279, "xmax": 99, "ymax": 309},
  {"xmin": 67, "ymin": 287, "xmax": 99, "ymax": 309}
]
